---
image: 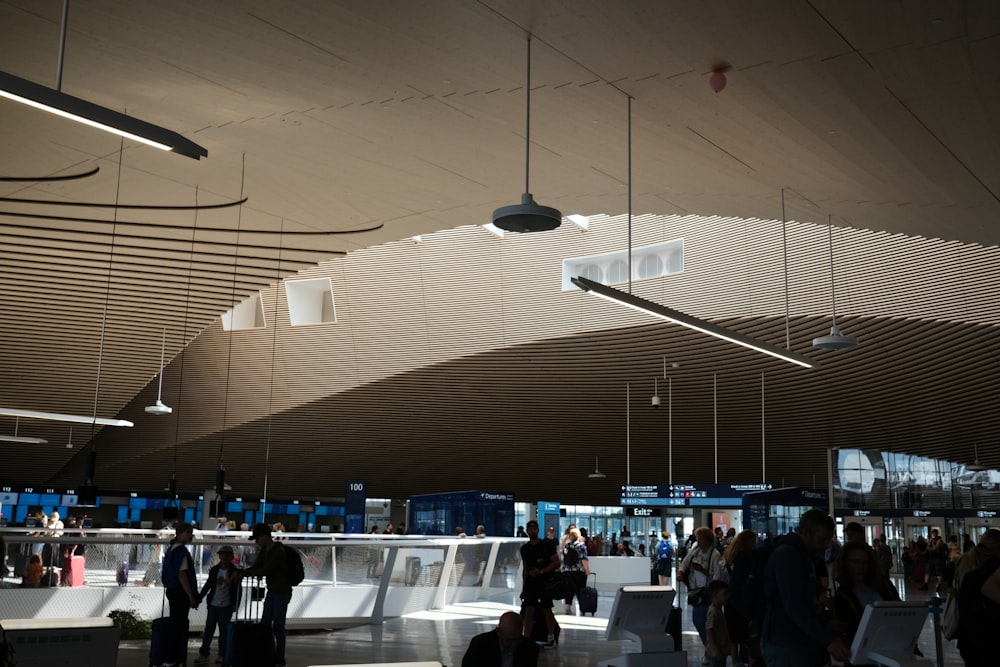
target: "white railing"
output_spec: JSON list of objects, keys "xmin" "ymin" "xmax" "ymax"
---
[{"xmin": 0, "ymin": 529, "xmax": 523, "ymax": 629}]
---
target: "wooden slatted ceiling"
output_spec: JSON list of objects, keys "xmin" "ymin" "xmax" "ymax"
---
[
  {"xmin": 1, "ymin": 1, "xmax": 1000, "ymax": 502},
  {"xmin": 13, "ymin": 213, "xmax": 997, "ymax": 503}
]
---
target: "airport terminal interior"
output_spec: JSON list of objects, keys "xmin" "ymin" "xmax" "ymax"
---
[{"xmin": 2, "ymin": 1, "xmax": 1000, "ymax": 666}]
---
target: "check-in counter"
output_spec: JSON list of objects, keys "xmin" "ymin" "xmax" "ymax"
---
[{"xmin": 587, "ymin": 556, "xmax": 651, "ymax": 592}]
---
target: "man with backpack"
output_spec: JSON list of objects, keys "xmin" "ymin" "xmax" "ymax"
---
[{"xmin": 237, "ymin": 523, "xmax": 298, "ymax": 667}]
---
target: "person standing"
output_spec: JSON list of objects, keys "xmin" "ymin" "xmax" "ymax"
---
[
  {"xmin": 872, "ymin": 534, "xmax": 894, "ymax": 581},
  {"xmin": 925, "ymin": 528, "xmax": 946, "ymax": 592},
  {"xmin": 956, "ymin": 528, "xmax": 1000, "ymax": 666},
  {"xmin": 831, "ymin": 541, "xmax": 903, "ymax": 662},
  {"xmin": 237, "ymin": 523, "xmax": 291, "ymax": 667},
  {"xmin": 656, "ymin": 531, "xmax": 673, "ymax": 586},
  {"xmin": 678, "ymin": 526, "xmax": 722, "ymax": 662},
  {"xmin": 161, "ymin": 522, "xmax": 199, "ymax": 667},
  {"xmin": 194, "ymin": 545, "xmax": 240, "ymax": 665},
  {"xmin": 519, "ymin": 520, "xmax": 559, "ymax": 646},
  {"xmin": 705, "ymin": 580, "xmax": 733, "ymax": 667},
  {"xmin": 761, "ymin": 510, "xmax": 850, "ymax": 667},
  {"xmin": 560, "ymin": 527, "xmax": 590, "ymax": 615}
]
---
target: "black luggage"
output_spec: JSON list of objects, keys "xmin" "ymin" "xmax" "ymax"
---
[
  {"xmin": 12, "ymin": 553, "xmax": 27, "ymax": 579},
  {"xmin": 578, "ymin": 573, "xmax": 598, "ymax": 616},
  {"xmin": 526, "ymin": 608, "xmax": 560, "ymax": 645},
  {"xmin": 666, "ymin": 605, "xmax": 682, "ymax": 651},
  {"xmin": 149, "ymin": 615, "xmax": 189, "ymax": 667},
  {"xmin": 225, "ymin": 577, "xmax": 274, "ymax": 667},
  {"xmin": 116, "ymin": 560, "xmax": 129, "ymax": 586}
]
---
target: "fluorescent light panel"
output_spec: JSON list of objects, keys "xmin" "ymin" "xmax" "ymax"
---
[
  {"xmin": 0, "ymin": 435, "xmax": 48, "ymax": 444},
  {"xmin": 0, "ymin": 70, "xmax": 207, "ymax": 159},
  {"xmin": 571, "ymin": 275, "xmax": 816, "ymax": 369},
  {"xmin": 0, "ymin": 408, "xmax": 133, "ymax": 427}
]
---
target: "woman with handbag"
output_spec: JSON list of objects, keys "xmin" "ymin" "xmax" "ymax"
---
[{"xmin": 678, "ymin": 526, "xmax": 722, "ymax": 665}]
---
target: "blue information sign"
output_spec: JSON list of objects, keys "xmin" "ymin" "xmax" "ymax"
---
[{"xmin": 620, "ymin": 482, "xmax": 773, "ymax": 507}]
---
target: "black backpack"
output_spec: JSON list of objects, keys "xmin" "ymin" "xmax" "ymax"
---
[
  {"xmin": 563, "ymin": 543, "xmax": 580, "ymax": 567},
  {"xmin": 729, "ymin": 545, "xmax": 773, "ymax": 622},
  {"xmin": 283, "ymin": 544, "xmax": 305, "ymax": 586}
]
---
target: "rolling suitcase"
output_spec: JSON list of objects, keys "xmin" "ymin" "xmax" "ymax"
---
[
  {"xmin": 116, "ymin": 560, "xmax": 129, "ymax": 586},
  {"xmin": 63, "ymin": 554, "xmax": 85, "ymax": 587},
  {"xmin": 225, "ymin": 577, "xmax": 274, "ymax": 667},
  {"xmin": 666, "ymin": 604, "xmax": 682, "ymax": 651},
  {"xmin": 578, "ymin": 573, "xmax": 598, "ymax": 616},
  {"xmin": 149, "ymin": 614, "xmax": 189, "ymax": 667}
]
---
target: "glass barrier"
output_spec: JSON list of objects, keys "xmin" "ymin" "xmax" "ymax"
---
[{"xmin": 0, "ymin": 529, "xmax": 523, "ymax": 628}]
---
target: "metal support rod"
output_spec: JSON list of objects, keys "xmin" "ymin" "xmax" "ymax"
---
[{"xmin": 56, "ymin": 0, "xmax": 69, "ymax": 91}]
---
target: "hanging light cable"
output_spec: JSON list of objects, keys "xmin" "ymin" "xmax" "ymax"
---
[
  {"xmin": 165, "ymin": 185, "xmax": 201, "ymax": 509},
  {"xmin": 81, "ymin": 139, "xmax": 125, "ymax": 499},
  {"xmin": 215, "ymin": 155, "xmax": 247, "ymax": 505},
  {"xmin": 260, "ymin": 220, "xmax": 285, "ymax": 522},
  {"xmin": 627, "ymin": 95, "xmax": 633, "ymax": 294}
]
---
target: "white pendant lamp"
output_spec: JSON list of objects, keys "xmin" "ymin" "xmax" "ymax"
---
[
  {"xmin": 813, "ymin": 216, "xmax": 858, "ymax": 350},
  {"xmin": 145, "ymin": 328, "xmax": 173, "ymax": 415},
  {"xmin": 588, "ymin": 456, "xmax": 607, "ymax": 479},
  {"xmin": 492, "ymin": 36, "xmax": 561, "ymax": 233}
]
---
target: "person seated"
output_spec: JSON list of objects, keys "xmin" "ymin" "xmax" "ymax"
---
[
  {"xmin": 23, "ymin": 553, "xmax": 43, "ymax": 587},
  {"xmin": 462, "ymin": 611, "xmax": 538, "ymax": 667}
]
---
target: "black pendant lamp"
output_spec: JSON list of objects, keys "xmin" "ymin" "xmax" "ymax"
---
[{"xmin": 492, "ymin": 36, "xmax": 561, "ymax": 233}]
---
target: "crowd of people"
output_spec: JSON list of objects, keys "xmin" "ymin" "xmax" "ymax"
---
[{"xmin": 671, "ymin": 515, "xmax": 1000, "ymax": 667}]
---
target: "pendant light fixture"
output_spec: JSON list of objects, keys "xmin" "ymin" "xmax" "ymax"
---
[
  {"xmin": 572, "ymin": 276, "xmax": 817, "ymax": 368},
  {"xmin": 0, "ymin": 417, "xmax": 48, "ymax": 444},
  {"xmin": 491, "ymin": 36, "xmax": 561, "ymax": 233},
  {"xmin": 145, "ymin": 328, "xmax": 173, "ymax": 414},
  {"xmin": 588, "ymin": 456, "xmax": 607, "ymax": 479},
  {"xmin": 0, "ymin": 2, "xmax": 206, "ymax": 158},
  {"xmin": 813, "ymin": 215, "xmax": 858, "ymax": 350},
  {"xmin": 966, "ymin": 443, "xmax": 988, "ymax": 472}
]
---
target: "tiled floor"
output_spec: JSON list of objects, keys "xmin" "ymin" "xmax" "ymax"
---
[{"xmin": 115, "ymin": 580, "xmax": 963, "ymax": 667}]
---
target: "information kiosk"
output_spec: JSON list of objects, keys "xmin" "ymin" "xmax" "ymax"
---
[{"xmin": 597, "ymin": 586, "xmax": 686, "ymax": 667}]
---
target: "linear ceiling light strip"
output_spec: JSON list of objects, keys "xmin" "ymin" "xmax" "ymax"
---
[
  {"xmin": 0, "ymin": 408, "xmax": 132, "ymax": 427},
  {"xmin": 570, "ymin": 275, "xmax": 816, "ymax": 369},
  {"xmin": 0, "ymin": 70, "xmax": 207, "ymax": 159}
]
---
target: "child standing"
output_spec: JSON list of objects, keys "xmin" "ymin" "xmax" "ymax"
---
[
  {"xmin": 194, "ymin": 545, "xmax": 240, "ymax": 665},
  {"xmin": 706, "ymin": 579, "xmax": 733, "ymax": 667}
]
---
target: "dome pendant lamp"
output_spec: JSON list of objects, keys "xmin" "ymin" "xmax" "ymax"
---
[
  {"xmin": 813, "ymin": 215, "xmax": 858, "ymax": 350},
  {"xmin": 492, "ymin": 36, "xmax": 562, "ymax": 233}
]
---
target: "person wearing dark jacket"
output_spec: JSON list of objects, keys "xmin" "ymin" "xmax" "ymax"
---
[
  {"xmin": 761, "ymin": 510, "xmax": 851, "ymax": 667},
  {"xmin": 194, "ymin": 545, "xmax": 241, "ymax": 664},
  {"xmin": 237, "ymin": 523, "xmax": 291, "ymax": 667},
  {"xmin": 161, "ymin": 522, "xmax": 199, "ymax": 667},
  {"xmin": 462, "ymin": 611, "xmax": 538, "ymax": 667}
]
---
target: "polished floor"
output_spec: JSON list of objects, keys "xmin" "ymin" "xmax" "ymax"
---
[{"xmin": 114, "ymin": 581, "xmax": 964, "ymax": 667}]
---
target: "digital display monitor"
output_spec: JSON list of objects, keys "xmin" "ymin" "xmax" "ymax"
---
[
  {"xmin": 849, "ymin": 600, "xmax": 928, "ymax": 667},
  {"xmin": 61, "ymin": 494, "xmax": 79, "ymax": 507},
  {"xmin": 0, "ymin": 491, "xmax": 19, "ymax": 504},
  {"xmin": 81, "ymin": 517, "xmax": 94, "ymax": 528},
  {"xmin": 604, "ymin": 586, "xmax": 678, "ymax": 653}
]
